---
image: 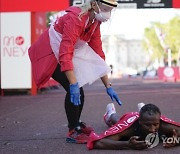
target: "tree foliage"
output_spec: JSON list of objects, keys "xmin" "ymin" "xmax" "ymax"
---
[
  {"xmin": 142, "ymin": 15, "xmax": 180, "ymax": 64},
  {"xmin": 163, "ymin": 16, "xmax": 180, "ymax": 60}
]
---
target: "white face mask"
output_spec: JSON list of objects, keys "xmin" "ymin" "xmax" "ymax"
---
[
  {"xmin": 95, "ymin": 11, "xmax": 111, "ymax": 22},
  {"xmin": 94, "ymin": 3, "xmax": 111, "ymax": 22}
]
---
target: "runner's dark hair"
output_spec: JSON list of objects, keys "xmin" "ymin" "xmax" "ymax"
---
[{"xmin": 139, "ymin": 104, "xmax": 161, "ymax": 119}]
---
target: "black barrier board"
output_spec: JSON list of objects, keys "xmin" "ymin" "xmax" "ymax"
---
[
  {"xmin": 137, "ymin": 0, "xmax": 172, "ymax": 8},
  {"xmin": 117, "ymin": 0, "xmax": 138, "ymax": 8},
  {"xmin": 117, "ymin": 0, "xmax": 137, "ymax": 3},
  {"xmin": 117, "ymin": 0, "xmax": 172, "ymax": 9}
]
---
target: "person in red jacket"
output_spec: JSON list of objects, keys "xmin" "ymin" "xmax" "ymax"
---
[
  {"xmin": 87, "ymin": 103, "xmax": 180, "ymax": 150},
  {"xmin": 28, "ymin": 0, "xmax": 122, "ymax": 144}
]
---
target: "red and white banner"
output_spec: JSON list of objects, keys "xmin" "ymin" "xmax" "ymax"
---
[
  {"xmin": 1, "ymin": 12, "xmax": 31, "ymax": 89},
  {"xmin": 158, "ymin": 67, "xmax": 180, "ymax": 82},
  {"xmin": 0, "ymin": 1, "xmax": 69, "ymax": 92}
]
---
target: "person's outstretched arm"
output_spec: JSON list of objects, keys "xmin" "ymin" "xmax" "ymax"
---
[
  {"xmin": 101, "ymin": 75, "xmax": 122, "ymax": 106},
  {"xmin": 94, "ymin": 138, "xmax": 129, "ymax": 150},
  {"xmin": 93, "ymin": 131, "xmax": 148, "ymax": 150},
  {"xmin": 101, "ymin": 75, "xmax": 111, "ymax": 88}
]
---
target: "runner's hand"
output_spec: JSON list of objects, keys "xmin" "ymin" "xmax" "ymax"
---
[
  {"xmin": 128, "ymin": 136, "xmax": 148, "ymax": 150},
  {"xmin": 163, "ymin": 129, "xmax": 178, "ymax": 148}
]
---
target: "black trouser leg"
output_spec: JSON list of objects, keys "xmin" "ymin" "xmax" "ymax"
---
[
  {"xmin": 78, "ymin": 88, "xmax": 84, "ymax": 119},
  {"xmin": 64, "ymin": 87, "xmax": 84, "ymax": 129},
  {"xmin": 64, "ymin": 93, "xmax": 80, "ymax": 130},
  {"xmin": 51, "ymin": 64, "xmax": 84, "ymax": 130}
]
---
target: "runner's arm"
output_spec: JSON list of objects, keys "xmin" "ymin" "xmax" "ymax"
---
[
  {"xmin": 161, "ymin": 122, "xmax": 180, "ymax": 147},
  {"xmin": 94, "ymin": 138, "xmax": 129, "ymax": 150},
  {"xmin": 162, "ymin": 122, "xmax": 180, "ymax": 137},
  {"xmin": 168, "ymin": 124, "xmax": 180, "ymax": 145},
  {"xmin": 93, "ymin": 127, "xmax": 147, "ymax": 150}
]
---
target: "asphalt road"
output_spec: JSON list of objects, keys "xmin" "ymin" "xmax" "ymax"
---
[{"xmin": 0, "ymin": 78, "xmax": 180, "ymax": 154}]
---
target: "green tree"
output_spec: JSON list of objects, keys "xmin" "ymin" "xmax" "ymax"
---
[
  {"xmin": 46, "ymin": 11, "xmax": 58, "ymax": 27},
  {"xmin": 142, "ymin": 15, "xmax": 180, "ymax": 66},
  {"xmin": 142, "ymin": 25, "xmax": 164, "ymax": 60},
  {"xmin": 162, "ymin": 16, "xmax": 180, "ymax": 62}
]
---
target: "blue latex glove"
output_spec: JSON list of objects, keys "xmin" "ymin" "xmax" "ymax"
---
[
  {"xmin": 106, "ymin": 87, "xmax": 122, "ymax": 106},
  {"xmin": 70, "ymin": 82, "xmax": 81, "ymax": 106}
]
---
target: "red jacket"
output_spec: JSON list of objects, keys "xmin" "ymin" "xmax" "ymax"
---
[{"xmin": 28, "ymin": 6, "xmax": 105, "ymax": 87}]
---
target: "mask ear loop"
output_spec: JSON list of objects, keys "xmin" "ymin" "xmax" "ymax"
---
[{"xmin": 95, "ymin": 1, "xmax": 101, "ymax": 14}]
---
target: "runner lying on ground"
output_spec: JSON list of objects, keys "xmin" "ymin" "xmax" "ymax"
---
[{"xmin": 87, "ymin": 103, "xmax": 180, "ymax": 150}]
